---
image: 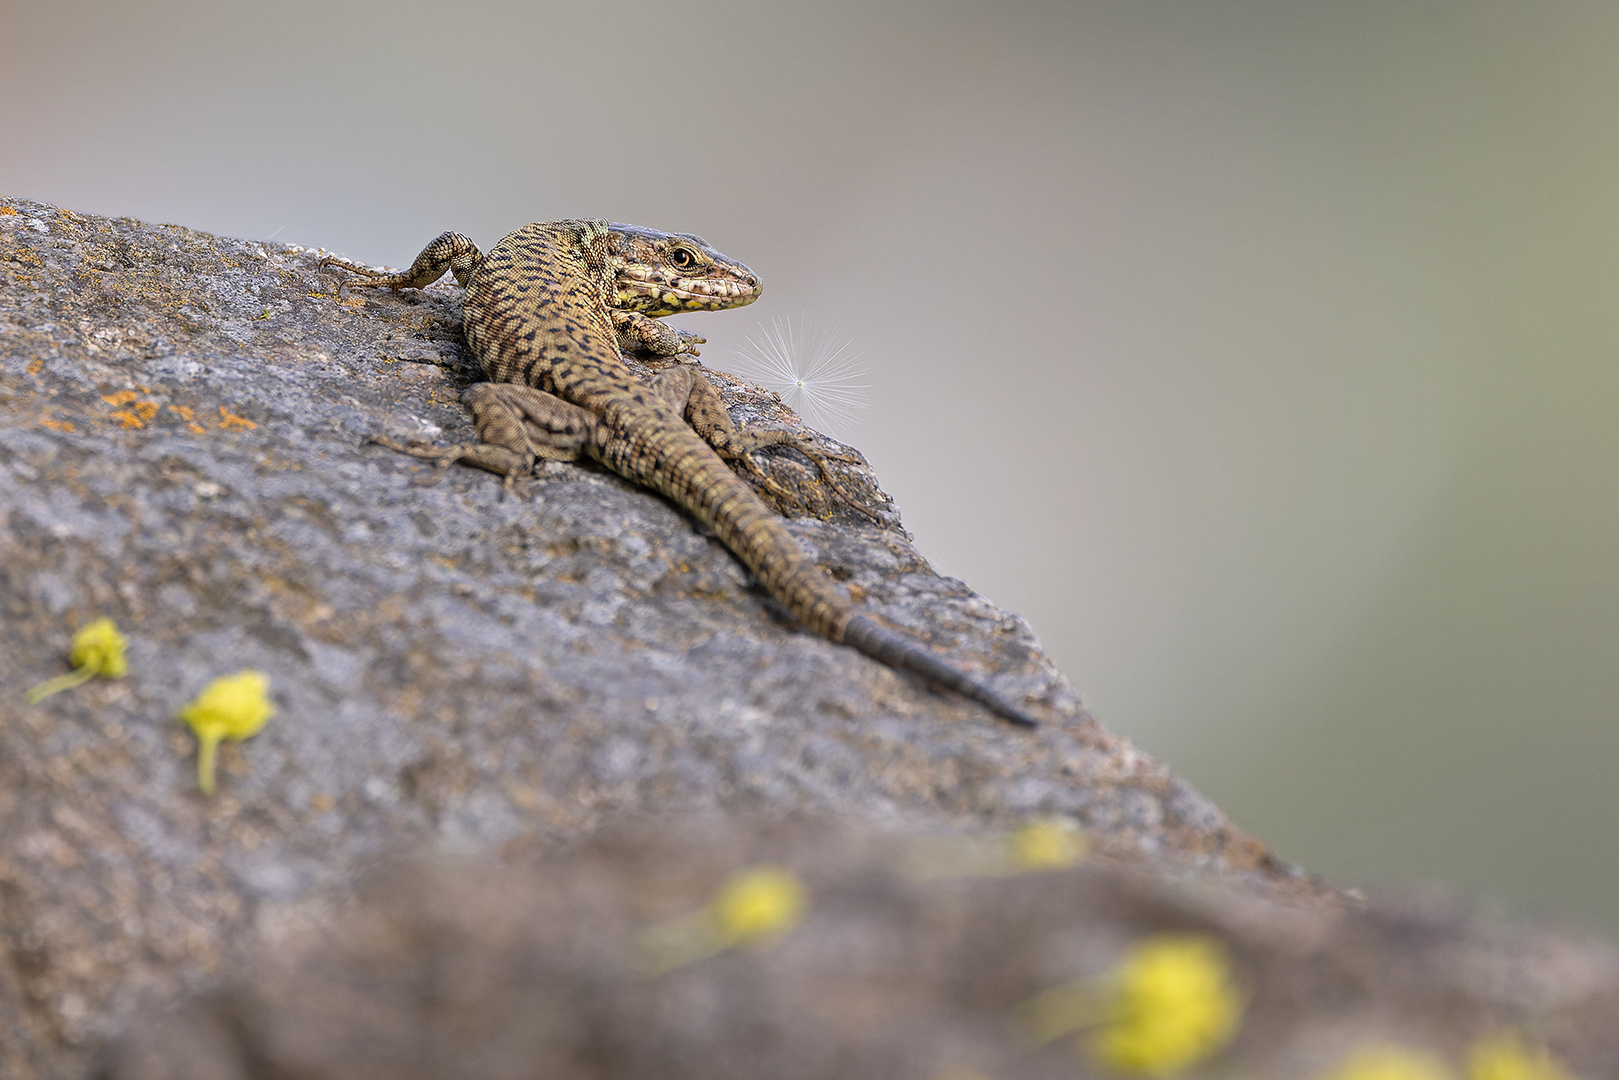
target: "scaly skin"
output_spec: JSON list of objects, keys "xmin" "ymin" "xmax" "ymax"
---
[{"xmin": 321, "ymin": 220, "xmax": 1040, "ymax": 728}]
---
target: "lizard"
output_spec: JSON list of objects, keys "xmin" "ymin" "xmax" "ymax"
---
[{"xmin": 320, "ymin": 220, "xmax": 1041, "ymax": 728}]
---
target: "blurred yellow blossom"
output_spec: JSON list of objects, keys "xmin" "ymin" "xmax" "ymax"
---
[
  {"xmin": 1467, "ymin": 1031, "xmax": 1572, "ymax": 1080},
  {"xmin": 178, "ymin": 670, "xmax": 275, "ymax": 796},
  {"xmin": 711, "ymin": 867, "xmax": 807, "ymax": 945},
  {"xmin": 25, "ymin": 617, "xmax": 128, "ymax": 704},
  {"xmin": 1090, "ymin": 934, "xmax": 1244, "ymax": 1075},
  {"xmin": 1319, "ymin": 1046, "xmax": 1456, "ymax": 1080},
  {"xmin": 906, "ymin": 818, "xmax": 1088, "ymax": 880},
  {"xmin": 1017, "ymin": 933, "xmax": 1243, "ymax": 1076},
  {"xmin": 1009, "ymin": 817, "xmax": 1088, "ymax": 871},
  {"xmin": 635, "ymin": 865, "xmax": 807, "ymax": 976}
]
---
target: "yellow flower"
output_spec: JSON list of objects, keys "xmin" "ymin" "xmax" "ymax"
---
[
  {"xmin": 711, "ymin": 867, "xmax": 807, "ymax": 945},
  {"xmin": 178, "ymin": 670, "xmax": 275, "ymax": 795},
  {"xmin": 906, "ymin": 819, "xmax": 1088, "ymax": 881},
  {"xmin": 635, "ymin": 866, "xmax": 808, "ymax": 976},
  {"xmin": 1319, "ymin": 1046, "xmax": 1456, "ymax": 1080},
  {"xmin": 1016, "ymin": 934, "xmax": 1243, "ymax": 1076},
  {"xmin": 1467, "ymin": 1031, "xmax": 1572, "ymax": 1080},
  {"xmin": 1009, "ymin": 818, "xmax": 1088, "ymax": 871},
  {"xmin": 1097, "ymin": 934, "xmax": 1245, "ymax": 1075},
  {"xmin": 25, "ymin": 617, "xmax": 129, "ymax": 704}
]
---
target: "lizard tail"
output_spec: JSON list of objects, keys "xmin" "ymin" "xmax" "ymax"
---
[{"xmin": 841, "ymin": 614, "xmax": 1041, "ymax": 728}]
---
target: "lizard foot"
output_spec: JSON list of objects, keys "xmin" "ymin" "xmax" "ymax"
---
[
  {"xmin": 780, "ymin": 443, "xmax": 883, "ymax": 526},
  {"xmin": 365, "ymin": 435, "xmax": 535, "ymax": 499}
]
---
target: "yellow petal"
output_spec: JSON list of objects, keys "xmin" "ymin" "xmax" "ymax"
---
[
  {"xmin": 69, "ymin": 616, "xmax": 128, "ymax": 679},
  {"xmin": 710, "ymin": 867, "xmax": 806, "ymax": 945},
  {"xmin": 1089, "ymin": 934, "xmax": 1243, "ymax": 1076},
  {"xmin": 179, "ymin": 670, "xmax": 275, "ymax": 742},
  {"xmin": 179, "ymin": 671, "xmax": 273, "ymax": 796},
  {"xmin": 1009, "ymin": 818, "xmax": 1088, "ymax": 871}
]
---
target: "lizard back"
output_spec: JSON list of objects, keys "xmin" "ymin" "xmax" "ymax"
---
[{"xmin": 465, "ymin": 220, "xmax": 852, "ymax": 640}]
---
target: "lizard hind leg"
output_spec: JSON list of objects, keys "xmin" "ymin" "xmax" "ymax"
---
[
  {"xmin": 320, "ymin": 231, "xmax": 485, "ymax": 291},
  {"xmin": 369, "ymin": 383, "xmax": 600, "ymax": 495},
  {"xmin": 649, "ymin": 366, "xmax": 882, "ymax": 523}
]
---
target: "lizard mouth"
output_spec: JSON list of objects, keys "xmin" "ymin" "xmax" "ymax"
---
[{"xmin": 616, "ymin": 268, "xmax": 762, "ymax": 313}]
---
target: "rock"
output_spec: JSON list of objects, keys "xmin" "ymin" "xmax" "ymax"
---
[
  {"xmin": 13, "ymin": 199, "xmax": 1616, "ymax": 1078},
  {"xmin": 0, "ymin": 198, "xmax": 1284, "ymax": 1077},
  {"xmin": 92, "ymin": 816, "xmax": 1619, "ymax": 1079}
]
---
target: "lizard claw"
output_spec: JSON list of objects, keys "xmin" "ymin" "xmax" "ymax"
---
[{"xmin": 674, "ymin": 330, "xmax": 707, "ymax": 358}]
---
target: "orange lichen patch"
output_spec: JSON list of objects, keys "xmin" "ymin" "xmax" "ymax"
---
[
  {"xmin": 217, "ymin": 406, "xmax": 257, "ymax": 431},
  {"xmin": 0, "ymin": 207, "xmax": 17, "ymax": 216},
  {"xmin": 109, "ymin": 398, "xmax": 161, "ymax": 428},
  {"xmin": 169, "ymin": 405, "xmax": 204, "ymax": 433},
  {"xmin": 40, "ymin": 416, "xmax": 77, "ymax": 432},
  {"xmin": 27, "ymin": 359, "xmax": 43, "ymax": 375}
]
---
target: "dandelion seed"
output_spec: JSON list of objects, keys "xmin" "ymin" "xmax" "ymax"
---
[{"xmin": 728, "ymin": 314, "xmax": 870, "ymax": 434}]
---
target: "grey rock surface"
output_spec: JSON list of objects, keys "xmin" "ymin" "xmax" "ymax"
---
[{"xmin": 1, "ymin": 199, "xmax": 1285, "ymax": 1076}]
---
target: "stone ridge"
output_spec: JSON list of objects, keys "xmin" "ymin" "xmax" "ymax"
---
[{"xmin": 1, "ymin": 198, "xmax": 1285, "ymax": 1075}]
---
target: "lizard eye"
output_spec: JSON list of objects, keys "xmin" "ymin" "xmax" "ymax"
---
[{"xmin": 669, "ymin": 247, "xmax": 700, "ymax": 271}]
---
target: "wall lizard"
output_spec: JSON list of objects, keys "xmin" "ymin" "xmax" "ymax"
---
[{"xmin": 322, "ymin": 221, "xmax": 1040, "ymax": 728}]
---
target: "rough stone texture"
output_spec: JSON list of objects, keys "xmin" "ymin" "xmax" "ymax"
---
[
  {"xmin": 1, "ymin": 198, "xmax": 1286, "ymax": 1076},
  {"xmin": 93, "ymin": 817, "xmax": 1619, "ymax": 1079}
]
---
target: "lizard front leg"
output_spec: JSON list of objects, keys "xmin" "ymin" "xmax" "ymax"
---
[
  {"xmin": 613, "ymin": 310, "xmax": 706, "ymax": 359},
  {"xmin": 371, "ymin": 383, "xmax": 600, "ymax": 494},
  {"xmin": 648, "ymin": 365, "xmax": 881, "ymax": 523}
]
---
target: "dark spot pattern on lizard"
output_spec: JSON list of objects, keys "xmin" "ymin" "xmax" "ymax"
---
[{"xmin": 320, "ymin": 220, "xmax": 1043, "ymax": 728}]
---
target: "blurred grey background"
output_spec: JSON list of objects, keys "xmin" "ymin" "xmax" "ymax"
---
[{"xmin": 6, "ymin": 1, "xmax": 1619, "ymax": 933}]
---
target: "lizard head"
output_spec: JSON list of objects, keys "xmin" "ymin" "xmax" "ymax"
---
[{"xmin": 606, "ymin": 224, "xmax": 763, "ymax": 316}]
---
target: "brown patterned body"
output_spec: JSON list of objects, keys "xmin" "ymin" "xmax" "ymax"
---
[{"xmin": 322, "ymin": 221, "xmax": 1039, "ymax": 727}]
